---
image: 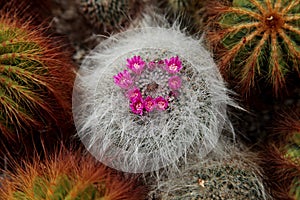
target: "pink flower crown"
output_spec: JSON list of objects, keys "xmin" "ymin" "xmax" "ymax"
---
[{"xmin": 113, "ymin": 55, "xmax": 183, "ymax": 115}]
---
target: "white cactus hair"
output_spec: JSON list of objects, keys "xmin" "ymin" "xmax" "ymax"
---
[
  {"xmin": 72, "ymin": 17, "xmax": 237, "ymax": 173},
  {"xmin": 150, "ymin": 140, "xmax": 270, "ymax": 200}
]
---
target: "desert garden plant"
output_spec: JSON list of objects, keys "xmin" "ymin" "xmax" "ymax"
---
[
  {"xmin": 0, "ymin": 148, "xmax": 147, "ymax": 200},
  {"xmin": 206, "ymin": 0, "xmax": 300, "ymax": 96},
  {"xmin": 0, "ymin": 3, "xmax": 75, "ymax": 141},
  {"xmin": 78, "ymin": 0, "xmax": 146, "ymax": 32},
  {"xmin": 73, "ymin": 24, "xmax": 237, "ymax": 173},
  {"xmin": 150, "ymin": 142, "xmax": 269, "ymax": 200}
]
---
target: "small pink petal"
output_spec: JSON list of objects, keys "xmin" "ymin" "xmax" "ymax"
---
[
  {"xmin": 126, "ymin": 56, "xmax": 145, "ymax": 74},
  {"xmin": 155, "ymin": 96, "xmax": 168, "ymax": 111},
  {"xmin": 127, "ymin": 87, "xmax": 142, "ymax": 101},
  {"xmin": 113, "ymin": 70, "xmax": 133, "ymax": 89},
  {"xmin": 168, "ymin": 76, "xmax": 182, "ymax": 90},
  {"xmin": 164, "ymin": 56, "xmax": 182, "ymax": 74},
  {"xmin": 130, "ymin": 97, "xmax": 144, "ymax": 115},
  {"xmin": 144, "ymin": 96, "xmax": 156, "ymax": 112}
]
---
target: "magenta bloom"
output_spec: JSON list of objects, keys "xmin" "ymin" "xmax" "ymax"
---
[
  {"xmin": 144, "ymin": 96, "xmax": 156, "ymax": 112},
  {"xmin": 127, "ymin": 87, "xmax": 142, "ymax": 101},
  {"xmin": 127, "ymin": 56, "xmax": 145, "ymax": 74},
  {"xmin": 130, "ymin": 97, "xmax": 144, "ymax": 115},
  {"xmin": 164, "ymin": 56, "xmax": 182, "ymax": 74},
  {"xmin": 147, "ymin": 61, "xmax": 156, "ymax": 70},
  {"xmin": 168, "ymin": 76, "xmax": 182, "ymax": 90},
  {"xmin": 155, "ymin": 96, "xmax": 168, "ymax": 111},
  {"xmin": 113, "ymin": 70, "xmax": 133, "ymax": 89}
]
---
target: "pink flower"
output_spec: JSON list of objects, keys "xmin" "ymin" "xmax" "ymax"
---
[
  {"xmin": 155, "ymin": 96, "xmax": 168, "ymax": 111},
  {"xmin": 113, "ymin": 70, "xmax": 133, "ymax": 89},
  {"xmin": 130, "ymin": 97, "xmax": 144, "ymax": 115},
  {"xmin": 168, "ymin": 76, "xmax": 182, "ymax": 90},
  {"xmin": 127, "ymin": 56, "xmax": 145, "ymax": 74},
  {"xmin": 147, "ymin": 61, "xmax": 156, "ymax": 70},
  {"xmin": 144, "ymin": 96, "xmax": 156, "ymax": 112},
  {"xmin": 164, "ymin": 56, "xmax": 182, "ymax": 74},
  {"xmin": 127, "ymin": 87, "xmax": 142, "ymax": 101}
]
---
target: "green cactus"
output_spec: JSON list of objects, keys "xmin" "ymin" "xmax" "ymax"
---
[
  {"xmin": 153, "ymin": 149, "xmax": 268, "ymax": 200},
  {"xmin": 0, "ymin": 7, "xmax": 75, "ymax": 140},
  {"xmin": 79, "ymin": 0, "xmax": 142, "ymax": 32},
  {"xmin": 207, "ymin": 0, "xmax": 300, "ymax": 96},
  {"xmin": 0, "ymin": 149, "xmax": 147, "ymax": 200}
]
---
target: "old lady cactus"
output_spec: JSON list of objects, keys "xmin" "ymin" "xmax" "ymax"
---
[
  {"xmin": 207, "ymin": 0, "xmax": 300, "ymax": 96},
  {"xmin": 0, "ymin": 6, "xmax": 75, "ymax": 140},
  {"xmin": 0, "ymin": 148, "xmax": 147, "ymax": 200}
]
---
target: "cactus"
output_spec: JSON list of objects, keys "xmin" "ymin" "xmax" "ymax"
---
[
  {"xmin": 78, "ymin": 0, "xmax": 144, "ymax": 32},
  {"xmin": 0, "ymin": 148, "xmax": 147, "ymax": 200},
  {"xmin": 262, "ymin": 109, "xmax": 300, "ymax": 199},
  {"xmin": 0, "ymin": 5, "xmax": 75, "ymax": 140},
  {"xmin": 206, "ymin": 0, "xmax": 300, "ymax": 96},
  {"xmin": 161, "ymin": 0, "xmax": 209, "ymax": 33},
  {"xmin": 151, "ymin": 144, "xmax": 269, "ymax": 200},
  {"xmin": 73, "ymin": 25, "xmax": 237, "ymax": 173}
]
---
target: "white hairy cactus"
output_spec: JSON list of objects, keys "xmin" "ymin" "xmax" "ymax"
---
[{"xmin": 73, "ymin": 25, "xmax": 236, "ymax": 173}]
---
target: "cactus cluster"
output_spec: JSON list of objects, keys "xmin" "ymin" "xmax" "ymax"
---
[
  {"xmin": 0, "ymin": 5, "xmax": 75, "ymax": 140},
  {"xmin": 78, "ymin": 0, "xmax": 143, "ymax": 32},
  {"xmin": 206, "ymin": 0, "xmax": 300, "ymax": 96},
  {"xmin": 0, "ymin": 149, "xmax": 147, "ymax": 200}
]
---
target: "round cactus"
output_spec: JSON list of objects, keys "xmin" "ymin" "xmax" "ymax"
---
[
  {"xmin": 206, "ymin": 0, "xmax": 300, "ymax": 96},
  {"xmin": 0, "ymin": 5, "xmax": 75, "ymax": 140},
  {"xmin": 73, "ymin": 25, "xmax": 237, "ymax": 173},
  {"xmin": 151, "ymin": 144, "xmax": 269, "ymax": 200},
  {"xmin": 0, "ymin": 148, "xmax": 147, "ymax": 200},
  {"xmin": 78, "ymin": 0, "xmax": 145, "ymax": 32}
]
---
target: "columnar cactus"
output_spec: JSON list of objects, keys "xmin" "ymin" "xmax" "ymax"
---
[
  {"xmin": 0, "ymin": 5, "xmax": 75, "ymax": 140},
  {"xmin": 78, "ymin": 0, "xmax": 144, "ymax": 32},
  {"xmin": 73, "ymin": 25, "xmax": 237, "ymax": 173},
  {"xmin": 151, "ymin": 144, "xmax": 269, "ymax": 200},
  {"xmin": 0, "ymin": 149, "xmax": 147, "ymax": 200},
  {"xmin": 206, "ymin": 0, "xmax": 300, "ymax": 96}
]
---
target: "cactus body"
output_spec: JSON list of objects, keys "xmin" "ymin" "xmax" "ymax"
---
[
  {"xmin": 79, "ymin": 0, "xmax": 143, "ymax": 32},
  {"xmin": 0, "ymin": 6, "xmax": 75, "ymax": 140},
  {"xmin": 207, "ymin": 0, "xmax": 300, "ymax": 96},
  {"xmin": 152, "ymin": 146, "xmax": 268, "ymax": 200},
  {"xmin": 0, "ymin": 149, "xmax": 147, "ymax": 200}
]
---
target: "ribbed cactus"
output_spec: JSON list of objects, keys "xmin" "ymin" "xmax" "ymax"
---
[
  {"xmin": 0, "ymin": 149, "xmax": 147, "ymax": 200},
  {"xmin": 78, "ymin": 0, "xmax": 143, "ymax": 32},
  {"xmin": 206, "ymin": 0, "xmax": 300, "ymax": 96},
  {"xmin": 151, "ymin": 145, "xmax": 268, "ymax": 200},
  {"xmin": 0, "ymin": 6, "xmax": 75, "ymax": 140}
]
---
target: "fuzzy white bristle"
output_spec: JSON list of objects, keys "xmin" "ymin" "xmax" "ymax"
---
[{"xmin": 73, "ymin": 19, "xmax": 237, "ymax": 173}]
